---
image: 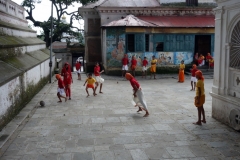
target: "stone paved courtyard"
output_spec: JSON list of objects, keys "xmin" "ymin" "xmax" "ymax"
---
[{"xmin": 0, "ymin": 73, "xmax": 240, "ymax": 160}]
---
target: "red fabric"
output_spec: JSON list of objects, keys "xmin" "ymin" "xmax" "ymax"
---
[
  {"xmin": 75, "ymin": 62, "xmax": 81, "ymax": 70},
  {"xmin": 191, "ymin": 68, "xmax": 198, "ymax": 77},
  {"xmin": 122, "ymin": 57, "xmax": 129, "ymax": 65},
  {"xmin": 131, "ymin": 59, "xmax": 137, "ymax": 66},
  {"xmin": 142, "ymin": 59, "xmax": 148, "ymax": 66},
  {"xmin": 130, "ymin": 78, "xmax": 140, "ymax": 89},
  {"xmin": 58, "ymin": 78, "xmax": 65, "ymax": 88},
  {"xmin": 61, "ymin": 63, "xmax": 72, "ymax": 85},
  {"xmin": 94, "ymin": 66, "xmax": 100, "ymax": 76},
  {"xmin": 210, "ymin": 62, "xmax": 214, "ymax": 67},
  {"xmin": 206, "ymin": 55, "xmax": 212, "ymax": 60}
]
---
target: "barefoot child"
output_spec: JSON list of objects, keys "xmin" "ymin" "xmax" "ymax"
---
[
  {"xmin": 125, "ymin": 73, "xmax": 149, "ymax": 117},
  {"xmin": 150, "ymin": 56, "xmax": 157, "ymax": 79},
  {"xmin": 94, "ymin": 62, "xmax": 104, "ymax": 94},
  {"xmin": 55, "ymin": 74, "xmax": 67, "ymax": 102},
  {"xmin": 83, "ymin": 73, "xmax": 96, "ymax": 97},
  {"xmin": 75, "ymin": 60, "xmax": 81, "ymax": 80},
  {"xmin": 178, "ymin": 60, "xmax": 185, "ymax": 82},
  {"xmin": 193, "ymin": 70, "xmax": 206, "ymax": 125},
  {"xmin": 190, "ymin": 64, "xmax": 198, "ymax": 91}
]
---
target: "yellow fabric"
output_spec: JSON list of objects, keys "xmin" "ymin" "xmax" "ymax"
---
[
  {"xmin": 86, "ymin": 78, "xmax": 96, "ymax": 85},
  {"xmin": 179, "ymin": 64, "xmax": 185, "ymax": 69},
  {"xmin": 196, "ymin": 80, "xmax": 205, "ymax": 96},
  {"xmin": 150, "ymin": 59, "xmax": 157, "ymax": 73},
  {"xmin": 209, "ymin": 59, "xmax": 214, "ymax": 63},
  {"xmin": 151, "ymin": 59, "xmax": 157, "ymax": 65},
  {"xmin": 194, "ymin": 95, "xmax": 205, "ymax": 107}
]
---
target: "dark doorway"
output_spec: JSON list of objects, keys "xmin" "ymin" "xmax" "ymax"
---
[
  {"xmin": 72, "ymin": 52, "xmax": 85, "ymax": 72},
  {"xmin": 195, "ymin": 35, "xmax": 211, "ymax": 58}
]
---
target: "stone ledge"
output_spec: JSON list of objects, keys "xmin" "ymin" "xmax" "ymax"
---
[
  {"xmin": 210, "ymin": 92, "xmax": 240, "ymax": 106},
  {"xmin": 0, "ymin": 20, "xmax": 35, "ymax": 33}
]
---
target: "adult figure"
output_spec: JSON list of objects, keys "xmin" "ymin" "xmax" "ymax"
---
[
  {"xmin": 75, "ymin": 60, "xmax": 81, "ymax": 80},
  {"xmin": 94, "ymin": 62, "xmax": 104, "ymax": 94},
  {"xmin": 61, "ymin": 62, "xmax": 73, "ymax": 100},
  {"xmin": 150, "ymin": 55, "xmax": 157, "ymax": 79},
  {"xmin": 122, "ymin": 54, "xmax": 129, "ymax": 77}
]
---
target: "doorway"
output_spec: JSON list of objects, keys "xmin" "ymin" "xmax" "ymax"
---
[
  {"xmin": 194, "ymin": 35, "xmax": 211, "ymax": 58},
  {"xmin": 72, "ymin": 52, "xmax": 85, "ymax": 72}
]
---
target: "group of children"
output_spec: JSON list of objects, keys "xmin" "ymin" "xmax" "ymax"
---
[
  {"xmin": 55, "ymin": 55, "xmax": 206, "ymax": 122},
  {"xmin": 122, "ymin": 54, "xmax": 158, "ymax": 79}
]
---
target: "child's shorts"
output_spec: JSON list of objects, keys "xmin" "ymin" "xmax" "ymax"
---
[
  {"xmin": 142, "ymin": 66, "xmax": 147, "ymax": 71},
  {"xmin": 57, "ymin": 88, "xmax": 66, "ymax": 96},
  {"xmin": 191, "ymin": 76, "xmax": 197, "ymax": 82},
  {"xmin": 122, "ymin": 65, "xmax": 128, "ymax": 71},
  {"xmin": 95, "ymin": 76, "xmax": 104, "ymax": 83},
  {"xmin": 87, "ymin": 84, "xmax": 94, "ymax": 89}
]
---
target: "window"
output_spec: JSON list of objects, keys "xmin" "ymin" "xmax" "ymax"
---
[
  {"xmin": 127, "ymin": 34, "xmax": 135, "ymax": 52},
  {"xmin": 156, "ymin": 42, "xmax": 164, "ymax": 51},
  {"xmin": 145, "ymin": 34, "xmax": 149, "ymax": 51}
]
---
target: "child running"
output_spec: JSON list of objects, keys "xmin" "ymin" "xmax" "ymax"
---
[
  {"xmin": 94, "ymin": 62, "xmax": 104, "ymax": 94},
  {"xmin": 190, "ymin": 64, "xmax": 198, "ymax": 91},
  {"xmin": 125, "ymin": 73, "xmax": 149, "ymax": 117},
  {"xmin": 142, "ymin": 57, "xmax": 148, "ymax": 78},
  {"xmin": 55, "ymin": 74, "xmax": 67, "ymax": 102},
  {"xmin": 83, "ymin": 73, "xmax": 97, "ymax": 97},
  {"xmin": 193, "ymin": 70, "xmax": 206, "ymax": 125}
]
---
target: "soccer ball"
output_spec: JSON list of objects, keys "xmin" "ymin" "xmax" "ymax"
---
[{"xmin": 40, "ymin": 101, "xmax": 45, "ymax": 107}]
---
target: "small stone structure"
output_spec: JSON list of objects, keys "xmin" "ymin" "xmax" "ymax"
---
[{"xmin": 0, "ymin": 0, "xmax": 55, "ymax": 130}]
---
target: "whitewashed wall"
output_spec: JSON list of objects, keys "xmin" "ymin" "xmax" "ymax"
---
[{"xmin": 0, "ymin": 58, "xmax": 55, "ymax": 118}]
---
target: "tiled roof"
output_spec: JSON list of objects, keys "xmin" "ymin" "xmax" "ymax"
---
[{"xmin": 102, "ymin": 15, "xmax": 158, "ymax": 27}]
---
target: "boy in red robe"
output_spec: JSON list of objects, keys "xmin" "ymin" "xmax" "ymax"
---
[
  {"xmin": 131, "ymin": 56, "xmax": 137, "ymax": 77},
  {"xmin": 61, "ymin": 62, "xmax": 73, "ymax": 100}
]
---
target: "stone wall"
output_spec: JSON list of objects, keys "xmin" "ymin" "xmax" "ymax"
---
[{"xmin": 0, "ymin": 0, "xmax": 55, "ymax": 130}]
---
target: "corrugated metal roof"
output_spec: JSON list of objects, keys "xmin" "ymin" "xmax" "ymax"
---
[
  {"xmin": 102, "ymin": 15, "xmax": 158, "ymax": 27},
  {"xmin": 82, "ymin": 0, "xmax": 160, "ymax": 8},
  {"xmin": 137, "ymin": 16, "xmax": 215, "ymax": 27}
]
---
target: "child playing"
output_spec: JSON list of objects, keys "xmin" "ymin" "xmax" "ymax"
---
[
  {"xmin": 94, "ymin": 62, "xmax": 104, "ymax": 94},
  {"xmin": 142, "ymin": 57, "xmax": 148, "ymax": 78},
  {"xmin": 83, "ymin": 73, "xmax": 97, "ymax": 97},
  {"xmin": 125, "ymin": 73, "xmax": 149, "ymax": 117},
  {"xmin": 55, "ymin": 74, "xmax": 67, "ymax": 102},
  {"xmin": 131, "ymin": 56, "xmax": 137, "ymax": 77},
  {"xmin": 150, "ymin": 56, "xmax": 157, "ymax": 79},
  {"xmin": 190, "ymin": 64, "xmax": 198, "ymax": 91},
  {"xmin": 193, "ymin": 70, "xmax": 206, "ymax": 125}
]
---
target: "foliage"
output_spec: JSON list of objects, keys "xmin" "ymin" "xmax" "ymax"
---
[{"xmin": 21, "ymin": 0, "xmax": 98, "ymax": 47}]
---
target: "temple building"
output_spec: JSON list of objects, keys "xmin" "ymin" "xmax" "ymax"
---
[{"xmin": 79, "ymin": 0, "xmax": 216, "ymax": 73}]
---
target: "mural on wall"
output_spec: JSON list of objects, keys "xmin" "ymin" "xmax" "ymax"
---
[
  {"xmin": 106, "ymin": 28, "xmax": 126, "ymax": 68},
  {"xmin": 174, "ymin": 52, "xmax": 193, "ymax": 64},
  {"xmin": 156, "ymin": 52, "xmax": 174, "ymax": 65}
]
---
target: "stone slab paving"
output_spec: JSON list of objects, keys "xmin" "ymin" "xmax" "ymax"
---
[{"xmin": 0, "ymin": 73, "xmax": 240, "ymax": 160}]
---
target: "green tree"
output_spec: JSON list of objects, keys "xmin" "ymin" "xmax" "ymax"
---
[{"xmin": 21, "ymin": 0, "xmax": 97, "ymax": 47}]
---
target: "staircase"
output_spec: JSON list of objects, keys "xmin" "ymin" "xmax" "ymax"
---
[{"xmin": 185, "ymin": 65, "xmax": 214, "ymax": 78}]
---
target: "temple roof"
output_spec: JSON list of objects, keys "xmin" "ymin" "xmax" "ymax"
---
[{"xmin": 102, "ymin": 15, "xmax": 158, "ymax": 27}]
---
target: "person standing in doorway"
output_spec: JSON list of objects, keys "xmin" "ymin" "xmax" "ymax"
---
[
  {"xmin": 142, "ymin": 57, "xmax": 148, "ymax": 78},
  {"xmin": 94, "ymin": 62, "xmax": 104, "ymax": 94},
  {"xmin": 122, "ymin": 54, "xmax": 129, "ymax": 78},
  {"xmin": 193, "ymin": 70, "xmax": 206, "ymax": 125},
  {"xmin": 75, "ymin": 60, "xmax": 81, "ymax": 80},
  {"xmin": 131, "ymin": 55, "xmax": 137, "ymax": 77},
  {"xmin": 61, "ymin": 62, "xmax": 73, "ymax": 100},
  {"xmin": 150, "ymin": 56, "xmax": 157, "ymax": 79}
]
